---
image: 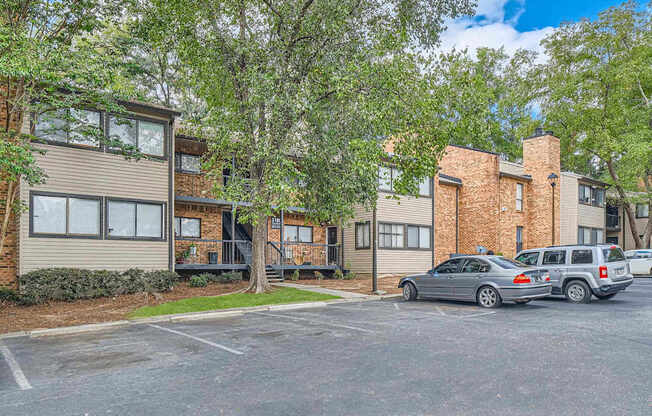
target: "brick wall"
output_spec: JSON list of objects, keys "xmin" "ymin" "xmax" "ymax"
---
[
  {"xmin": 523, "ymin": 134, "xmax": 561, "ymax": 248},
  {"xmin": 434, "ymin": 181, "xmax": 458, "ymax": 264},
  {"xmin": 174, "ymin": 203, "xmax": 224, "ymax": 264},
  {"xmin": 497, "ymin": 177, "xmax": 528, "ymax": 257},
  {"xmin": 438, "ymin": 146, "xmax": 501, "ymax": 255}
]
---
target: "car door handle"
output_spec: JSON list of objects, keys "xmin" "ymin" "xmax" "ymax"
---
[{"xmin": 447, "ymin": 276, "xmax": 455, "ymax": 279}]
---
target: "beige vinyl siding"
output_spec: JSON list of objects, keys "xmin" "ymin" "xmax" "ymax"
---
[
  {"xmin": 622, "ymin": 210, "xmax": 649, "ymax": 250},
  {"xmin": 376, "ymin": 192, "xmax": 433, "ymax": 275},
  {"xmin": 499, "ymin": 160, "xmax": 525, "ymax": 176},
  {"xmin": 19, "ymin": 143, "xmax": 170, "ymax": 274},
  {"xmin": 559, "ymin": 173, "xmax": 579, "ymax": 245},
  {"xmin": 577, "ymin": 204, "xmax": 605, "ymax": 230},
  {"xmin": 342, "ymin": 206, "xmax": 373, "ymax": 274}
]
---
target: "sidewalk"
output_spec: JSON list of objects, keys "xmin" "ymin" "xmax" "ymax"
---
[{"xmin": 272, "ymin": 282, "xmax": 369, "ymax": 298}]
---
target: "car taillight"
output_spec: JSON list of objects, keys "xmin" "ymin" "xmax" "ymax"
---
[
  {"xmin": 543, "ymin": 273, "xmax": 551, "ymax": 282},
  {"xmin": 599, "ymin": 265, "xmax": 608, "ymax": 279},
  {"xmin": 513, "ymin": 273, "xmax": 531, "ymax": 284}
]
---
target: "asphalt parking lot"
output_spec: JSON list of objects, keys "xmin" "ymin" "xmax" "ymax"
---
[{"xmin": 1, "ymin": 279, "xmax": 652, "ymax": 416}]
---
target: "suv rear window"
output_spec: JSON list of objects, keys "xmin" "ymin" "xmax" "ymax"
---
[
  {"xmin": 542, "ymin": 250, "xmax": 566, "ymax": 265},
  {"xmin": 602, "ymin": 247, "xmax": 626, "ymax": 262},
  {"xmin": 571, "ymin": 249, "xmax": 593, "ymax": 264},
  {"xmin": 515, "ymin": 252, "xmax": 539, "ymax": 266}
]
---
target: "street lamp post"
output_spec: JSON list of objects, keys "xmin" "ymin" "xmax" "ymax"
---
[{"xmin": 548, "ymin": 173, "xmax": 559, "ymax": 245}]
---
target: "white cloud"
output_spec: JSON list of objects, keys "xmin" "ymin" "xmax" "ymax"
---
[{"xmin": 437, "ymin": 0, "xmax": 554, "ymax": 59}]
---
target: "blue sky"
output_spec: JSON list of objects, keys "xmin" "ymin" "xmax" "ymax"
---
[{"xmin": 438, "ymin": 0, "xmax": 629, "ymax": 56}]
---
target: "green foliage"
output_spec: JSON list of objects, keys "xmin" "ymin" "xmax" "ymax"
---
[
  {"xmin": 315, "ymin": 271, "xmax": 325, "ymax": 280},
  {"xmin": 199, "ymin": 272, "xmax": 244, "ymax": 284},
  {"xmin": 343, "ymin": 272, "xmax": 356, "ymax": 280},
  {"xmin": 0, "ymin": 287, "xmax": 21, "ymax": 303},
  {"xmin": 333, "ymin": 269, "xmax": 344, "ymax": 280},
  {"xmin": 537, "ymin": 1, "xmax": 651, "ymax": 247},
  {"xmin": 18, "ymin": 268, "xmax": 179, "ymax": 305},
  {"xmin": 189, "ymin": 275, "xmax": 208, "ymax": 287},
  {"xmin": 129, "ymin": 287, "xmax": 340, "ymax": 318},
  {"xmin": 290, "ymin": 269, "xmax": 300, "ymax": 282}
]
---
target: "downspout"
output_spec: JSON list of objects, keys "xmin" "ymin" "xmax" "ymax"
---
[
  {"xmin": 231, "ymin": 155, "xmax": 236, "ymax": 270},
  {"xmin": 455, "ymin": 187, "xmax": 459, "ymax": 253},
  {"xmin": 280, "ymin": 210, "xmax": 284, "ymax": 279},
  {"xmin": 372, "ymin": 205, "xmax": 377, "ymax": 293},
  {"xmin": 431, "ymin": 176, "xmax": 435, "ymax": 269},
  {"xmin": 168, "ymin": 119, "xmax": 174, "ymax": 272}
]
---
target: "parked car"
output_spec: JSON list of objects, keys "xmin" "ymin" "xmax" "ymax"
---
[
  {"xmin": 515, "ymin": 245, "xmax": 633, "ymax": 303},
  {"xmin": 398, "ymin": 255, "xmax": 552, "ymax": 308},
  {"xmin": 624, "ymin": 249, "xmax": 652, "ymax": 277}
]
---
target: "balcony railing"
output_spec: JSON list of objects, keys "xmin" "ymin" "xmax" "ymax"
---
[
  {"xmin": 266, "ymin": 242, "xmax": 341, "ymax": 267},
  {"xmin": 606, "ymin": 213, "xmax": 620, "ymax": 229},
  {"xmin": 176, "ymin": 239, "xmax": 252, "ymax": 265}
]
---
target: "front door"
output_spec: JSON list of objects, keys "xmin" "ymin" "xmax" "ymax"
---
[{"xmin": 327, "ymin": 227, "xmax": 338, "ymax": 265}]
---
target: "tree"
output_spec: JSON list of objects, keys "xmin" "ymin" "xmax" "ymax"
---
[
  {"xmin": 161, "ymin": 0, "xmax": 475, "ymax": 292},
  {"xmin": 537, "ymin": 1, "xmax": 652, "ymax": 248},
  {"xmin": 0, "ymin": 1, "xmax": 142, "ymax": 263},
  {"xmin": 428, "ymin": 47, "xmax": 540, "ymax": 160}
]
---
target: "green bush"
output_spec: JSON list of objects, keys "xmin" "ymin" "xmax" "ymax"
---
[
  {"xmin": 343, "ymin": 271, "xmax": 356, "ymax": 280},
  {"xmin": 18, "ymin": 268, "xmax": 179, "ymax": 305},
  {"xmin": 189, "ymin": 275, "xmax": 208, "ymax": 287},
  {"xmin": 290, "ymin": 269, "xmax": 300, "ymax": 281},
  {"xmin": 219, "ymin": 271, "xmax": 243, "ymax": 283},
  {"xmin": 314, "ymin": 271, "xmax": 324, "ymax": 280},
  {"xmin": 333, "ymin": 269, "xmax": 344, "ymax": 280},
  {"xmin": 0, "ymin": 287, "xmax": 20, "ymax": 303}
]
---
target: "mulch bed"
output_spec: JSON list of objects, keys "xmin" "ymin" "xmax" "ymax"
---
[
  {"xmin": 0, "ymin": 281, "xmax": 249, "ymax": 334},
  {"xmin": 291, "ymin": 275, "xmax": 403, "ymax": 295}
]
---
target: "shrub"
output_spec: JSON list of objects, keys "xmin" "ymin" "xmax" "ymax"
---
[
  {"xmin": 189, "ymin": 275, "xmax": 208, "ymax": 287},
  {"xmin": 18, "ymin": 268, "xmax": 179, "ymax": 305},
  {"xmin": 290, "ymin": 269, "xmax": 300, "ymax": 281},
  {"xmin": 0, "ymin": 287, "xmax": 20, "ymax": 303},
  {"xmin": 343, "ymin": 271, "xmax": 356, "ymax": 280},
  {"xmin": 333, "ymin": 269, "xmax": 344, "ymax": 280},
  {"xmin": 220, "ymin": 271, "xmax": 243, "ymax": 283},
  {"xmin": 314, "ymin": 271, "xmax": 324, "ymax": 281}
]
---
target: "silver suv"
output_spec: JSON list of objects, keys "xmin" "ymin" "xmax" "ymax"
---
[{"xmin": 515, "ymin": 245, "xmax": 633, "ymax": 303}]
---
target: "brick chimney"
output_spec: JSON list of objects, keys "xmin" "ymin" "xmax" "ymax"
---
[{"xmin": 523, "ymin": 129, "xmax": 561, "ymax": 248}]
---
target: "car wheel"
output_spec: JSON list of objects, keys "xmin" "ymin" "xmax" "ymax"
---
[
  {"xmin": 477, "ymin": 286, "xmax": 502, "ymax": 308},
  {"xmin": 514, "ymin": 299, "xmax": 531, "ymax": 305},
  {"xmin": 595, "ymin": 293, "xmax": 617, "ymax": 300},
  {"xmin": 564, "ymin": 280, "xmax": 592, "ymax": 304},
  {"xmin": 402, "ymin": 282, "xmax": 417, "ymax": 301}
]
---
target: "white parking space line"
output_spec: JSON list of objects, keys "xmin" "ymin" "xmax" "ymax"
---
[
  {"xmin": 253, "ymin": 311, "xmax": 376, "ymax": 334},
  {"xmin": 393, "ymin": 303, "xmax": 400, "ymax": 310},
  {"xmin": 147, "ymin": 324, "xmax": 244, "ymax": 355},
  {"xmin": 0, "ymin": 345, "xmax": 32, "ymax": 390},
  {"xmin": 460, "ymin": 311, "xmax": 497, "ymax": 319},
  {"xmin": 435, "ymin": 306, "xmax": 447, "ymax": 316}
]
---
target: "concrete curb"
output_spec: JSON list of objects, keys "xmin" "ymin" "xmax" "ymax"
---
[{"xmin": 0, "ymin": 295, "xmax": 397, "ymax": 339}]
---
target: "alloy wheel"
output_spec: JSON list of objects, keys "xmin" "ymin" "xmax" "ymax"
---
[
  {"xmin": 478, "ymin": 287, "xmax": 497, "ymax": 307},
  {"xmin": 567, "ymin": 284, "xmax": 585, "ymax": 302}
]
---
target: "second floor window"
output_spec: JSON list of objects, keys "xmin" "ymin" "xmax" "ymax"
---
[
  {"xmin": 636, "ymin": 204, "xmax": 649, "ymax": 218},
  {"xmin": 34, "ymin": 109, "xmax": 101, "ymax": 147},
  {"xmin": 516, "ymin": 183, "xmax": 523, "ymax": 211},
  {"xmin": 379, "ymin": 223, "xmax": 404, "ymax": 248},
  {"xmin": 579, "ymin": 184, "xmax": 605, "ymax": 207},
  {"xmin": 175, "ymin": 153, "xmax": 201, "ymax": 173},
  {"xmin": 579, "ymin": 184, "xmax": 591, "ymax": 204},
  {"xmin": 109, "ymin": 116, "xmax": 165, "ymax": 157},
  {"xmin": 379, "ymin": 166, "xmax": 431, "ymax": 196}
]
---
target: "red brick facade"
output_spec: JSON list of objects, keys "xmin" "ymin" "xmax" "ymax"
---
[{"xmin": 434, "ymin": 181, "xmax": 458, "ymax": 264}]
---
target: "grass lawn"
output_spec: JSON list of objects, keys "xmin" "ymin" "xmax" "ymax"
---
[{"xmin": 128, "ymin": 287, "xmax": 340, "ymax": 318}]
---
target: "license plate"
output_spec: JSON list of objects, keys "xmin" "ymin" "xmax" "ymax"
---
[{"xmin": 616, "ymin": 267, "xmax": 625, "ymax": 275}]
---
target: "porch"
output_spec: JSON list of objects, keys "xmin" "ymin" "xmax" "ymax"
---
[{"xmin": 175, "ymin": 238, "xmax": 341, "ymax": 273}]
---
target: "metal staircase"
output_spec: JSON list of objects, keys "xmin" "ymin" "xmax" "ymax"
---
[{"xmin": 222, "ymin": 213, "xmax": 253, "ymax": 264}]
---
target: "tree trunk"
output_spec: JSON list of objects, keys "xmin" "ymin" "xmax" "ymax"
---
[
  {"xmin": 606, "ymin": 159, "xmax": 644, "ymax": 248},
  {"xmin": 0, "ymin": 181, "xmax": 17, "ymax": 257},
  {"xmin": 247, "ymin": 213, "xmax": 271, "ymax": 293}
]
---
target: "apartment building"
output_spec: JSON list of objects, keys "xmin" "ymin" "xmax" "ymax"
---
[
  {"xmin": 606, "ymin": 200, "xmax": 651, "ymax": 249},
  {"xmin": 0, "ymin": 100, "xmax": 180, "ymax": 287},
  {"xmin": 559, "ymin": 172, "xmax": 607, "ymax": 245}
]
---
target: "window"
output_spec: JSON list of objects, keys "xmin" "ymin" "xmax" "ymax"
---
[
  {"xmin": 515, "ymin": 252, "xmax": 539, "ymax": 266},
  {"xmin": 592, "ymin": 188, "xmax": 605, "ymax": 207},
  {"xmin": 435, "ymin": 258, "xmax": 464, "ymax": 273},
  {"xmin": 516, "ymin": 183, "xmax": 523, "ymax": 211},
  {"xmin": 109, "ymin": 116, "xmax": 165, "ymax": 156},
  {"xmin": 34, "ymin": 109, "xmax": 101, "ymax": 147},
  {"xmin": 461, "ymin": 259, "xmax": 489, "ymax": 273},
  {"xmin": 542, "ymin": 250, "xmax": 566, "ymax": 265},
  {"xmin": 407, "ymin": 225, "xmax": 431, "ymax": 249},
  {"xmin": 30, "ymin": 192, "xmax": 101, "ymax": 238},
  {"xmin": 378, "ymin": 166, "xmax": 393, "ymax": 191},
  {"xmin": 636, "ymin": 204, "xmax": 649, "ymax": 218},
  {"xmin": 418, "ymin": 177, "xmax": 432, "ymax": 197},
  {"xmin": 284, "ymin": 225, "xmax": 313, "ymax": 243},
  {"xmin": 571, "ymin": 249, "xmax": 593, "ymax": 264},
  {"xmin": 578, "ymin": 226, "xmax": 604, "ymax": 244},
  {"xmin": 107, "ymin": 200, "xmax": 164, "ymax": 239},
  {"xmin": 355, "ymin": 222, "xmax": 370, "ymax": 249},
  {"xmin": 578, "ymin": 184, "xmax": 592, "ymax": 204},
  {"xmin": 378, "ymin": 166, "xmax": 431, "ymax": 197},
  {"xmin": 175, "ymin": 217, "xmax": 200, "ymax": 238},
  {"xmin": 488, "ymin": 257, "xmax": 529, "ymax": 269},
  {"xmin": 602, "ymin": 247, "xmax": 626, "ymax": 262},
  {"xmin": 175, "ymin": 153, "xmax": 201, "ymax": 173},
  {"xmin": 379, "ymin": 223, "xmax": 404, "ymax": 248},
  {"xmin": 516, "ymin": 226, "xmax": 523, "ymax": 253}
]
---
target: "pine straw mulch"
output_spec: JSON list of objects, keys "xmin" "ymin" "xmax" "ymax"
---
[
  {"xmin": 291, "ymin": 274, "xmax": 404, "ymax": 295},
  {"xmin": 0, "ymin": 280, "xmax": 249, "ymax": 334}
]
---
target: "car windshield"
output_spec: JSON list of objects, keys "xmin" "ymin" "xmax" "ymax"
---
[
  {"xmin": 602, "ymin": 247, "xmax": 626, "ymax": 262},
  {"xmin": 488, "ymin": 257, "xmax": 529, "ymax": 269}
]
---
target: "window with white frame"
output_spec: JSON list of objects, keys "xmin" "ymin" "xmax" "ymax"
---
[
  {"xmin": 107, "ymin": 200, "xmax": 164, "ymax": 239},
  {"xmin": 379, "ymin": 223, "xmax": 404, "ymax": 248},
  {"xmin": 175, "ymin": 217, "xmax": 200, "ymax": 238},
  {"xmin": 516, "ymin": 183, "xmax": 524, "ymax": 211},
  {"xmin": 34, "ymin": 109, "xmax": 101, "ymax": 147},
  {"xmin": 109, "ymin": 116, "xmax": 165, "ymax": 156},
  {"xmin": 418, "ymin": 177, "xmax": 432, "ymax": 197},
  {"xmin": 175, "ymin": 153, "xmax": 201, "ymax": 173},
  {"xmin": 30, "ymin": 193, "xmax": 101, "ymax": 237},
  {"xmin": 407, "ymin": 225, "xmax": 431, "ymax": 249},
  {"xmin": 355, "ymin": 222, "xmax": 370, "ymax": 249}
]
